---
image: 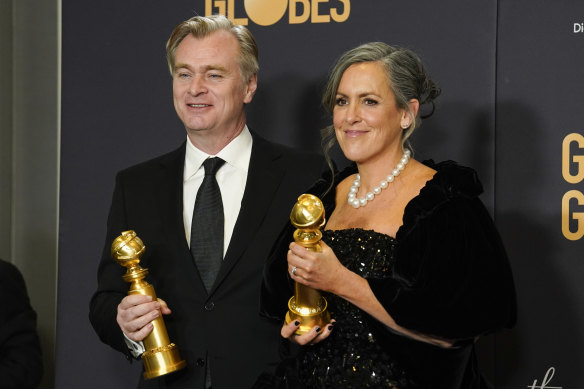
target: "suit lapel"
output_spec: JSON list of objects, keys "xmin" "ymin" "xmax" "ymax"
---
[
  {"xmin": 156, "ymin": 143, "xmax": 189, "ymax": 250},
  {"xmin": 213, "ymin": 136, "xmax": 285, "ymax": 289}
]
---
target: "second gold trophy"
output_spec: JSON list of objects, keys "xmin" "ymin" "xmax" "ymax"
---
[{"xmin": 285, "ymin": 194, "xmax": 331, "ymax": 335}]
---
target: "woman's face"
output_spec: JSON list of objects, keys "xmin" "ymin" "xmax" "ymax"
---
[{"xmin": 333, "ymin": 62, "xmax": 410, "ymax": 165}]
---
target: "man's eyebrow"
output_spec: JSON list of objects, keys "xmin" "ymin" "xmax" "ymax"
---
[
  {"xmin": 173, "ymin": 63, "xmax": 190, "ymax": 72},
  {"xmin": 173, "ymin": 63, "xmax": 227, "ymax": 72},
  {"xmin": 205, "ymin": 64, "xmax": 227, "ymax": 72}
]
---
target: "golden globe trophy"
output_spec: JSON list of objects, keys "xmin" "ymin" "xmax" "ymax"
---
[
  {"xmin": 285, "ymin": 194, "xmax": 331, "ymax": 335},
  {"xmin": 111, "ymin": 230, "xmax": 186, "ymax": 379}
]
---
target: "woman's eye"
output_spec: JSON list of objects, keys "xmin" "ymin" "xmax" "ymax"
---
[
  {"xmin": 364, "ymin": 98, "xmax": 378, "ymax": 105},
  {"xmin": 335, "ymin": 97, "xmax": 347, "ymax": 106}
]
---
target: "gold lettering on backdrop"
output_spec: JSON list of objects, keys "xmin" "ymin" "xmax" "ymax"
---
[
  {"xmin": 561, "ymin": 133, "xmax": 584, "ymax": 240},
  {"xmin": 228, "ymin": 0, "xmax": 248, "ymax": 25},
  {"xmin": 562, "ymin": 190, "xmax": 584, "ymax": 241},
  {"xmin": 331, "ymin": 0, "xmax": 350, "ymax": 22},
  {"xmin": 244, "ymin": 0, "xmax": 287, "ymax": 26},
  {"xmin": 562, "ymin": 133, "xmax": 584, "ymax": 184},
  {"xmin": 311, "ymin": 0, "xmax": 330, "ymax": 23},
  {"xmin": 289, "ymin": 0, "xmax": 310, "ymax": 24},
  {"xmin": 206, "ymin": 0, "xmax": 226, "ymax": 17},
  {"xmin": 206, "ymin": 0, "xmax": 351, "ymax": 26}
]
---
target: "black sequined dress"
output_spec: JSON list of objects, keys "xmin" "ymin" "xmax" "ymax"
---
[{"xmin": 298, "ymin": 229, "xmax": 415, "ymax": 389}]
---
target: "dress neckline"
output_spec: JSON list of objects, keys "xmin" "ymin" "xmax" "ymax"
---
[
  {"xmin": 315, "ymin": 160, "xmax": 484, "ymax": 243},
  {"xmin": 323, "ymin": 227, "xmax": 396, "ymax": 241}
]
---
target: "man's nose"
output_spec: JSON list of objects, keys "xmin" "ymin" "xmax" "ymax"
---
[{"xmin": 189, "ymin": 75, "xmax": 207, "ymax": 95}]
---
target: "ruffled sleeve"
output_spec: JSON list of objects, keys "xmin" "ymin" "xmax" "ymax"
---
[{"xmin": 368, "ymin": 161, "xmax": 516, "ymax": 340}]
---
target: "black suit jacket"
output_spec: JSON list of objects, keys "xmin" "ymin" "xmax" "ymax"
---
[
  {"xmin": 0, "ymin": 259, "xmax": 43, "ymax": 389},
  {"xmin": 90, "ymin": 134, "xmax": 324, "ymax": 389}
]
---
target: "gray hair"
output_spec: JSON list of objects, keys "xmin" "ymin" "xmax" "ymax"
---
[{"xmin": 166, "ymin": 14, "xmax": 259, "ymax": 83}]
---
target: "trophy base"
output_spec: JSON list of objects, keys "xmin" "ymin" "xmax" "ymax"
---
[
  {"xmin": 285, "ymin": 296, "xmax": 330, "ymax": 335},
  {"xmin": 142, "ymin": 343, "xmax": 187, "ymax": 380}
]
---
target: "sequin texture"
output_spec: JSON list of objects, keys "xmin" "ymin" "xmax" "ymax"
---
[{"xmin": 298, "ymin": 228, "xmax": 415, "ymax": 389}]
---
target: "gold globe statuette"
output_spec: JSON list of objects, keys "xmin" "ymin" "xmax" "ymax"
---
[
  {"xmin": 285, "ymin": 194, "xmax": 331, "ymax": 335},
  {"xmin": 111, "ymin": 230, "xmax": 186, "ymax": 379}
]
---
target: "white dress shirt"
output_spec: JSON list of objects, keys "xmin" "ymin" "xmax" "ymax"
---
[
  {"xmin": 183, "ymin": 126, "xmax": 252, "ymax": 253},
  {"xmin": 124, "ymin": 126, "xmax": 253, "ymax": 357}
]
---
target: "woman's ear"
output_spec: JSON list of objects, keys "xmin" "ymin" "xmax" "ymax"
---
[{"xmin": 401, "ymin": 99, "xmax": 419, "ymax": 128}]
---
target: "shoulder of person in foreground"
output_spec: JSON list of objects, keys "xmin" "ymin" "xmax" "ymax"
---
[{"xmin": 0, "ymin": 259, "xmax": 43, "ymax": 389}]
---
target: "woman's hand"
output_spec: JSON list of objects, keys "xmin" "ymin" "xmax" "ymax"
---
[
  {"xmin": 281, "ymin": 319, "xmax": 336, "ymax": 346},
  {"xmin": 287, "ymin": 241, "xmax": 347, "ymax": 294}
]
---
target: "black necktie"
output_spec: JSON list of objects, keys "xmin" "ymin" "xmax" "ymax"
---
[{"xmin": 190, "ymin": 157, "xmax": 225, "ymax": 293}]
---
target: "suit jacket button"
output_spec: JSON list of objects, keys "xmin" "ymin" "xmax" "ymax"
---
[
  {"xmin": 196, "ymin": 358, "xmax": 205, "ymax": 367},
  {"xmin": 204, "ymin": 302, "xmax": 215, "ymax": 311}
]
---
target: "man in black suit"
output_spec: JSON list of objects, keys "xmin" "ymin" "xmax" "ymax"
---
[
  {"xmin": 89, "ymin": 14, "xmax": 322, "ymax": 389},
  {"xmin": 0, "ymin": 259, "xmax": 43, "ymax": 389}
]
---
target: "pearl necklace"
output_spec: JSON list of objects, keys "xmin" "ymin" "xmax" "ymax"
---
[{"xmin": 348, "ymin": 149, "xmax": 411, "ymax": 209}]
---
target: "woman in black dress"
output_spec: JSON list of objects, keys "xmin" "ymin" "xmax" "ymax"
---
[{"xmin": 261, "ymin": 42, "xmax": 516, "ymax": 389}]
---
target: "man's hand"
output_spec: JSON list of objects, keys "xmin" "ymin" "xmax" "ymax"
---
[{"xmin": 116, "ymin": 295, "xmax": 171, "ymax": 342}]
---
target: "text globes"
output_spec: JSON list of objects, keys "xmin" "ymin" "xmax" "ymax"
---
[{"xmin": 206, "ymin": 0, "xmax": 350, "ymax": 26}]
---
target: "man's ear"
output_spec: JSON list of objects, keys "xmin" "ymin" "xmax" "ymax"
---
[{"xmin": 243, "ymin": 74, "xmax": 258, "ymax": 104}]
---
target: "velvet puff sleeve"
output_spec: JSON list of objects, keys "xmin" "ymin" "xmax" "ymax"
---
[{"xmin": 367, "ymin": 161, "xmax": 516, "ymax": 340}]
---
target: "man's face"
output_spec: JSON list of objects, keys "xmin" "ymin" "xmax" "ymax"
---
[{"xmin": 172, "ymin": 31, "xmax": 257, "ymax": 143}]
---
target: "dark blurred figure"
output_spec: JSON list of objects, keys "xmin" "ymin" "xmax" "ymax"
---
[{"xmin": 0, "ymin": 258, "xmax": 43, "ymax": 389}]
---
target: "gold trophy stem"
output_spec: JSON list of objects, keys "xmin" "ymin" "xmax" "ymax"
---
[
  {"xmin": 126, "ymin": 275, "xmax": 185, "ymax": 379},
  {"xmin": 127, "ymin": 279, "xmax": 170, "ymax": 351},
  {"xmin": 294, "ymin": 278, "xmax": 323, "ymax": 308}
]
